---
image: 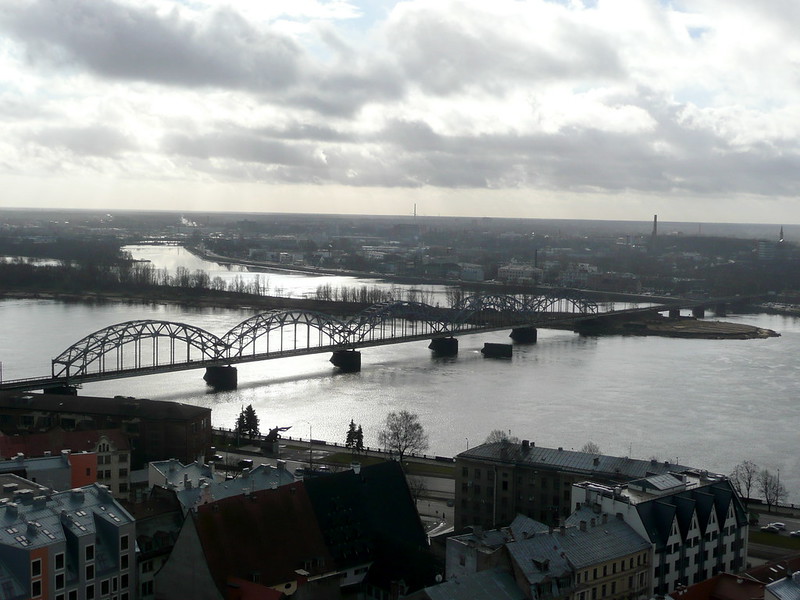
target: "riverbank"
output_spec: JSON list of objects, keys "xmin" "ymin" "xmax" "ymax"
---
[
  {"xmin": 0, "ymin": 288, "xmax": 368, "ymax": 314},
  {"xmin": 581, "ymin": 315, "xmax": 779, "ymax": 339}
]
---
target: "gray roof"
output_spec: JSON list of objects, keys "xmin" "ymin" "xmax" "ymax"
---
[
  {"xmin": 425, "ymin": 568, "xmax": 524, "ymax": 600},
  {"xmin": 767, "ymin": 575, "xmax": 800, "ymax": 600},
  {"xmin": 630, "ymin": 473, "xmax": 685, "ymax": 491},
  {"xmin": 508, "ymin": 507, "xmax": 649, "ymax": 585},
  {"xmin": 459, "ymin": 442, "xmax": 692, "ymax": 481}
]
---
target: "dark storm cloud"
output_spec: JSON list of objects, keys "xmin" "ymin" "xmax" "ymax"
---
[{"xmin": 0, "ymin": 0, "xmax": 302, "ymax": 90}]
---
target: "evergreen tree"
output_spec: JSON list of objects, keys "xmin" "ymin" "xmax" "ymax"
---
[
  {"xmin": 235, "ymin": 406, "xmax": 247, "ymax": 442},
  {"xmin": 243, "ymin": 404, "xmax": 260, "ymax": 440},
  {"xmin": 355, "ymin": 425, "xmax": 364, "ymax": 453},
  {"xmin": 345, "ymin": 419, "xmax": 357, "ymax": 450}
]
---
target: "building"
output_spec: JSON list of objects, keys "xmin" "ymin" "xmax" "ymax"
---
[
  {"xmin": 572, "ymin": 471, "xmax": 748, "ymax": 597},
  {"xmin": 0, "ymin": 392, "xmax": 211, "ymax": 469},
  {"xmin": 0, "ymin": 451, "xmax": 96, "ymax": 492},
  {"xmin": 455, "ymin": 440, "xmax": 692, "ymax": 529},
  {"xmin": 0, "ymin": 430, "xmax": 130, "ymax": 498},
  {"xmin": 0, "ymin": 482, "xmax": 136, "ymax": 600},
  {"xmin": 156, "ymin": 461, "xmax": 435, "ymax": 600},
  {"xmin": 442, "ymin": 511, "xmax": 650, "ymax": 600},
  {"xmin": 497, "ymin": 263, "xmax": 541, "ymax": 285},
  {"xmin": 148, "ymin": 458, "xmax": 295, "ymax": 514}
]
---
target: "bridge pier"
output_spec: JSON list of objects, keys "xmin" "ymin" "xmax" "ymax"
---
[
  {"xmin": 715, "ymin": 303, "xmax": 727, "ymax": 317},
  {"xmin": 668, "ymin": 308, "xmax": 680, "ymax": 318},
  {"xmin": 481, "ymin": 343, "xmax": 513, "ymax": 358},
  {"xmin": 203, "ymin": 366, "xmax": 238, "ymax": 391},
  {"xmin": 692, "ymin": 306, "xmax": 705, "ymax": 318},
  {"xmin": 510, "ymin": 327, "xmax": 537, "ymax": 343},
  {"xmin": 428, "ymin": 337, "xmax": 458, "ymax": 356},
  {"xmin": 330, "ymin": 350, "xmax": 361, "ymax": 372},
  {"xmin": 49, "ymin": 385, "xmax": 78, "ymax": 396}
]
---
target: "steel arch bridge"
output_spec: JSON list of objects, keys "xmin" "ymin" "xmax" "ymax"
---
[{"xmin": 15, "ymin": 293, "xmax": 598, "ymax": 387}]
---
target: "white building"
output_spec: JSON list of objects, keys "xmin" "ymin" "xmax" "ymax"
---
[{"xmin": 571, "ymin": 472, "xmax": 748, "ymax": 597}]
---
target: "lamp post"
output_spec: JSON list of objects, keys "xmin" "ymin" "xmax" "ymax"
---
[{"xmin": 300, "ymin": 420, "xmax": 312, "ymax": 472}]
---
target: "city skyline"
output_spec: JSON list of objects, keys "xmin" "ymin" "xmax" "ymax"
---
[{"xmin": 1, "ymin": 1, "xmax": 799, "ymax": 223}]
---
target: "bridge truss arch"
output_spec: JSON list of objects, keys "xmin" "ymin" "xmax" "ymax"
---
[
  {"xmin": 455, "ymin": 292, "xmax": 598, "ymax": 317},
  {"xmin": 52, "ymin": 320, "xmax": 226, "ymax": 379},
  {"xmin": 222, "ymin": 310, "xmax": 352, "ymax": 358},
  {"xmin": 346, "ymin": 301, "xmax": 474, "ymax": 344}
]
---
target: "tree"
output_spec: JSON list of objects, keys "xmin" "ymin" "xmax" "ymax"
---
[
  {"xmin": 580, "ymin": 441, "xmax": 601, "ymax": 454},
  {"xmin": 345, "ymin": 420, "xmax": 357, "ymax": 451},
  {"xmin": 235, "ymin": 407, "xmax": 247, "ymax": 443},
  {"xmin": 407, "ymin": 475, "xmax": 428, "ymax": 504},
  {"xmin": 758, "ymin": 469, "xmax": 787, "ymax": 513},
  {"xmin": 730, "ymin": 460, "xmax": 758, "ymax": 504},
  {"xmin": 355, "ymin": 425, "xmax": 364, "ymax": 453},
  {"xmin": 243, "ymin": 404, "xmax": 260, "ymax": 440},
  {"xmin": 484, "ymin": 429, "xmax": 520, "ymax": 445},
  {"xmin": 377, "ymin": 410, "xmax": 429, "ymax": 464}
]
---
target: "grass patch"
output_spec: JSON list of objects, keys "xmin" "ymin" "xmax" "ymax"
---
[{"xmin": 749, "ymin": 531, "xmax": 800, "ymax": 550}]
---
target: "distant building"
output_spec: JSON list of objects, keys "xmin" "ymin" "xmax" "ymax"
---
[
  {"xmin": 572, "ymin": 471, "xmax": 748, "ymax": 596},
  {"xmin": 0, "ymin": 392, "xmax": 211, "ymax": 469},
  {"xmin": 455, "ymin": 440, "xmax": 693, "ymax": 529},
  {"xmin": 497, "ymin": 263, "xmax": 541, "ymax": 285},
  {"xmin": 0, "ymin": 483, "xmax": 135, "ymax": 600},
  {"xmin": 459, "ymin": 263, "xmax": 485, "ymax": 282}
]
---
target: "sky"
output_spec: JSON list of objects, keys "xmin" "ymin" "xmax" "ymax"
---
[{"xmin": 1, "ymin": 0, "xmax": 799, "ymax": 223}]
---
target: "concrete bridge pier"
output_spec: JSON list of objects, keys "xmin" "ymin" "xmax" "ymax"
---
[
  {"xmin": 692, "ymin": 306, "xmax": 705, "ymax": 318},
  {"xmin": 481, "ymin": 343, "xmax": 513, "ymax": 358},
  {"xmin": 203, "ymin": 366, "xmax": 238, "ymax": 391},
  {"xmin": 510, "ymin": 327, "xmax": 537, "ymax": 343},
  {"xmin": 715, "ymin": 303, "xmax": 727, "ymax": 317},
  {"xmin": 49, "ymin": 385, "xmax": 78, "ymax": 396},
  {"xmin": 668, "ymin": 308, "xmax": 681, "ymax": 318},
  {"xmin": 428, "ymin": 337, "xmax": 458, "ymax": 356},
  {"xmin": 330, "ymin": 350, "xmax": 361, "ymax": 372}
]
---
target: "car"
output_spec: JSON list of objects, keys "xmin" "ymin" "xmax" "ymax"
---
[
  {"xmin": 790, "ymin": 530, "xmax": 800, "ymax": 538},
  {"xmin": 761, "ymin": 525, "xmax": 780, "ymax": 533},
  {"xmin": 770, "ymin": 522, "xmax": 787, "ymax": 530},
  {"xmin": 237, "ymin": 459, "xmax": 253, "ymax": 469},
  {"xmin": 208, "ymin": 454, "xmax": 223, "ymax": 462},
  {"xmin": 294, "ymin": 467, "xmax": 307, "ymax": 477}
]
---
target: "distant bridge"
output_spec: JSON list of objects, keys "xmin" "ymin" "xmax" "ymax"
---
[{"xmin": 0, "ymin": 291, "xmax": 761, "ymax": 393}]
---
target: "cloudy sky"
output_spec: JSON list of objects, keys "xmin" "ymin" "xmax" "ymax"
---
[{"xmin": 1, "ymin": 0, "xmax": 799, "ymax": 222}]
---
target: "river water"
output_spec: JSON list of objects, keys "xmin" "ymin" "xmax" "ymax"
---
[{"xmin": 0, "ymin": 246, "xmax": 797, "ymax": 502}]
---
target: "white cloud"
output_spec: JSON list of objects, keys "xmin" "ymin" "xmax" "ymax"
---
[{"xmin": 0, "ymin": 0, "xmax": 799, "ymax": 220}]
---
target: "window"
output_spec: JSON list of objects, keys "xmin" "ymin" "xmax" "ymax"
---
[
  {"xmin": 119, "ymin": 468, "xmax": 128, "ymax": 478},
  {"xmin": 56, "ymin": 573, "xmax": 65, "ymax": 590},
  {"xmin": 31, "ymin": 580, "xmax": 42, "ymax": 597},
  {"xmin": 119, "ymin": 483, "xmax": 128, "ymax": 493},
  {"xmin": 101, "ymin": 580, "xmax": 110, "ymax": 595},
  {"xmin": 69, "ymin": 592, "xmax": 77, "ymax": 600},
  {"xmin": 474, "ymin": 468, "xmax": 481, "ymax": 480},
  {"xmin": 56, "ymin": 552, "xmax": 65, "ymax": 570},
  {"xmin": 121, "ymin": 554, "xmax": 129, "ymax": 570},
  {"xmin": 31, "ymin": 559, "xmax": 42, "ymax": 577},
  {"xmin": 86, "ymin": 467, "xmax": 91, "ymax": 476},
  {"xmin": 121, "ymin": 535, "xmax": 129, "ymax": 551},
  {"xmin": 86, "ymin": 544, "xmax": 95, "ymax": 561},
  {"xmin": 461, "ymin": 467, "xmax": 468, "ymax": 477},
  {"xmin": 86, "ymin": 584, "xmax": 95, "ymax": 600},
  {"xmin": 86, "ymin": 564, "xmax": 94, "ymax": 580},
  {"xmin": 121, "ymin": 574, "xmax": 129, "ymax": 589},
  {"xmin": 141, "ymin": 582, "xmax": 154, "ymax": 596}
]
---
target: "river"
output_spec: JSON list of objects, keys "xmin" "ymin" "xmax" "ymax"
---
[{"xmin": 0, "ymin": 245, "xmax": 797, "ymax": 502}]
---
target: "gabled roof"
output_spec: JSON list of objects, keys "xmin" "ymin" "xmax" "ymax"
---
[
  {"xmin": 194, "ymin": 482, "xmax": 333, "ymax": 593},
  {"xmin": 459, "ymin": 442, "xmax": 692, "ymax": 481}
]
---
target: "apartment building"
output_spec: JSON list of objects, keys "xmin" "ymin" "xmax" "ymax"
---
[
  {"xmin": 0, "ymin": 483, "xmax": 135, "ymax": 600},
  {"xmin": 572, "ymin": 471, "xmax": 748, "ymax": 597},
  {"xmin": 455, "ymin": 440, "xmax": 692, "ymax": 529}
]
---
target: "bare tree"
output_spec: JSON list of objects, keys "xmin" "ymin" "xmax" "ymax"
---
[
  {"xmin": 484, "ymin": 429, "xmax": 520, "ymax": 444},
  {"xmin": 580, "ymin": 441, "xmax": 601, "ymax": 455},
  {"xmin": 407, "ymin": 475, "xmax": 428, "ymax": 505},
  {"xmin": 377, "ymin": 410, "xmax": 429, "ymax": 464},
  {"xmin": 730, "ymin": 460, "xmax": 758, "ymax": 504},
  {"xmin": 758, "ymin": 469, "xmax": 787, "ymax": 513}
]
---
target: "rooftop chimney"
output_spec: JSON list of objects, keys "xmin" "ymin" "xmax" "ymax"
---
[{"xmin": 579, "ymin": 521, "xmax": 587, "ymax": 532}]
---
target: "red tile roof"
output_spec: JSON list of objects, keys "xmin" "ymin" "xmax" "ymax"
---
[
  {"xmin": 194, "ymin": 482, "xmax": 334, "ymax": 594},
  {"xmin": 0, "ymin": 428, "xmax": 129, "ymax": 458}
]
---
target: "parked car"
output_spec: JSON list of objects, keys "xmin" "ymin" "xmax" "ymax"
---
[
  {"xmin": 770, "ymin": 522, "xmax": 787, "ymax": 530},
  {"xmin": 237, "ymin": 459, "xmax": 253, "ymax": 469},
  {"xmin": 790, "ymin": 530, "xmax": 800, "ymax": 538},
  {"xmin": 761, "ymin": 525, "xmax": 780, "ymax": 533}
]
